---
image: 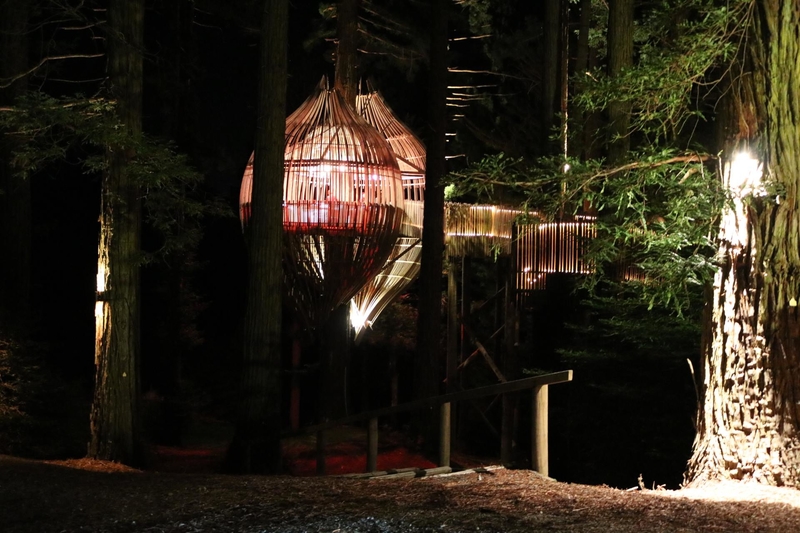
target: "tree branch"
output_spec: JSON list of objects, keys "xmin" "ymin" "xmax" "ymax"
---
[{"xmin": 0, "ymin": 54, "xmax": 106, "ymax": 89}]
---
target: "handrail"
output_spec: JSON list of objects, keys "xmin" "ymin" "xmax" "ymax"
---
[
  {"xmin": 288, "ymin": 370, "xmax": 573, "ymax": 477},
  {"xmin": 285, "ymin": 370, "xmax": 572, "ymax": 436}
]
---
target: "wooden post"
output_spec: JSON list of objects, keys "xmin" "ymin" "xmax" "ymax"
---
[
  {"xmin": 531, "ymin": 384, "xmax": 549, "ymax": 476},
  {"xmin": 290, "ymin": 334, "xmax": 301, "ymax": 431},
  {"xmin": 447, "ymin": 260, "xmax": 458, "ymax": 393},
  {"xmin": 439, "ymin": 402, "xmax": 451, "ymax": 467},
  {"xmin": 316, "ymin": 430, "xmax": 326, "ymax": 475},
  {"xmin": 501, "ymin": 255, "xmax": 516, "ymax": 466},
  {"xmin": 367, "ymin": 417, "xmax": 378, "ymax": 472}
]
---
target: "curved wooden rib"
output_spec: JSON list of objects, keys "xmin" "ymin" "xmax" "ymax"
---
[{"xmin": 350, "ymin": 91, "xmax": 427, "ymax": 341}]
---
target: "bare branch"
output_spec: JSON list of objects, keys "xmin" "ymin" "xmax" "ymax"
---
[{"xmin": 0, "ymin": 54, "xmax": 105, "ymax": 89}]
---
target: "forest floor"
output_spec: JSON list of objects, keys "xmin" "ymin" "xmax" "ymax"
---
[{"xmin": 4, "ymin": 442, "xmax": 800, "ymax": 533}]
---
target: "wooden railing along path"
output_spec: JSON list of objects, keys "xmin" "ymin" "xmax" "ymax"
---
[{"xmin": 286, "ymin": 370, "xmax": 573, "ymax": 477}]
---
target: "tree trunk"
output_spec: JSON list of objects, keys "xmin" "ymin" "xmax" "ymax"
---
[
  {"xmin": 686, "ymin": 1, "xmax": 800, "ymax": 487},
  {"xmin": 227, "ymin": 0, "xmax": 288, "ymax": 474},
  {"xmin": 573, "ymin": 0, "xmax": 601, "ymax": 161},
  {"xmin": 320, "ymin": 0, "xmax": 363, "ymax": 424},
  {"xmin": 541, "ymin": 0, "xmax": 560, "ymax": 151},
  {"xmin": 0, "ymin": 0, "xmax": 31, "ymax": 332},
  {"xmin": 89, "ymin": 0, "xmax": 145, "ymax": 465},
  {"xmin": 606, "ymin": 0, "xmax": 633, "ymax": 164},
  {"xmin": 335, "ymin": 0, "xmax": 361, "ymax": 108},
  {"xmin": 414, "ymin": 0, "xmax": 447, "ymax": 416}
]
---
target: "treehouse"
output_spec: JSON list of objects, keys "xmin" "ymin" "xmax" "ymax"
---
[
  {"xmin": 240, "ymin": 80, "xmax": 405, "ymax": 329},
  {"xmin": 515, "ymin": 216, "xmax": 597, "ymax": 292},
  {"xmin": 349, "ymin": 90, "xmax": 426, "ymax": 342},
  {"xmin": 445, "ymin": 203, "xmax": 521, "ymax": 258}
]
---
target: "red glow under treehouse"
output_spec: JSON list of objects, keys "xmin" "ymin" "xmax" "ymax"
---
[{"xmin": 240, "ymin": 81, "xmax": 405, "ymax": 328}]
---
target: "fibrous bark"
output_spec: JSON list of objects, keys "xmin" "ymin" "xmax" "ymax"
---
[
  {"xmin": 414, "ymin": 0, "xmax": 447, "ymax": 408},
  {"xmin": 89, "ymin": 0, "xmax": 145, "ymax": 465},
  {"xmin": 606, "ymin": 0, "xmax": 633, "ymax": 164},
  {"xmin": 227, "ymin": 0, "xmax": 287, "ymax": 474},
  {"xmin": 686, "ymin": 1, "xmax": 800, "ymax": 487}
]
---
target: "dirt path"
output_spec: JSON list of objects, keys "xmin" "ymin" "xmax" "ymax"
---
[{"xmin": 2, "ymin": 455, "xmax": 800, "ymax": 532}]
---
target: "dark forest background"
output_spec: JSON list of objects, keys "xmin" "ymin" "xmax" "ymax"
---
[{"xmin": 0, "ymin": 0, "xmax": 700, "ymax": 489}]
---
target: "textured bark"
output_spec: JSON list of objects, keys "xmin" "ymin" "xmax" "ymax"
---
[
  {"xmin": 541, "ymin": 0, "xmax": 560, "ymax": 150},
  {"xmin": 323, "ymin": 0, "xmax": 362, "ymax": 423},
  {"xmin": 686, "ymin": 1, "xmax": 800, "ymax": 487},
  {"xmin": 89, "ymin": 0, "xmax": 145, "ymax": 465},
  {"xmin": 606, "ymin": 0, "xmax": 633, "ymax": 164},
  {"xmin": 573, "ymin": 0, "xmax": 601, "ymax": 160},
  {"xmin": 0, "ymin": 0, "xmax": 31, "ymax": 331},
  {"xmin": 414, "ymin": 0, "xmax": 447, "ymax": 408},
  {"xmin": 227, "ymin": 0, "xmax": 287, "ymax": 474},
  {"xmin": 335, "ymin": 0, "xmax": 361, "ymax": 108}
]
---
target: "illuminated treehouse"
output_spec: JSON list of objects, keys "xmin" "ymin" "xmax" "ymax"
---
[{"xmin": 239, "ymin": 80, "xmax": 405, "ymax": 329}]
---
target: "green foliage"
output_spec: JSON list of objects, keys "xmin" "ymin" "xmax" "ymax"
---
[
  {"xmin": 448, "ymin": 148, "xmax": 724, "ymax": 314},
  {"xmin": 576, "ymin": 0, "xmax": 750, "ymax": 144},
  {"xmin": 0, "ymin": 92, "xmax": 230, "ymax": 262}
]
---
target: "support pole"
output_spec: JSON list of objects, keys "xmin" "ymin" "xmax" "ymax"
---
[
  {"xmin": 290, "ymin": 335, "xmax": 301, "ymax": 431},
  {"xmin": 439, "ymin": 402, "xmax": 451, "ymax": 467},
  {"xmin": 447, "ymin": 259, "xmax": 459, "ymax": 393},
  {"xmin": 531, "ymin": 384, "xmax": 549, "ymax": 476},
  {"xmin": 316, "ymin": 430, "xmax": 326, "ymax": 475},
  {"xmin": 367, "ymin": 417, "xmax": 378, "ymax": 472}
]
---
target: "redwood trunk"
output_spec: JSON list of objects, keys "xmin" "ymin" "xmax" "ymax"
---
[
  {"xmin": 335, "ymin": 0, "xmax": 361, "ymax": 107},
  {"xmin": 227, "ymin": 0, "xmax": 288, "ymax": 474},
  {"xmin": 415, "ymin": 0, "xmax": 447, "ymax": 409},
  {"xmin": 606, "ymin": 0, "xmax": 633, "ymax": 164},
  {"xmin": 89, "ymin": 0, "xmax": 145, "ymax": 465},
  {"xmin": 686, "ymin": 1, "xmax": 800, "ymax": 487}
]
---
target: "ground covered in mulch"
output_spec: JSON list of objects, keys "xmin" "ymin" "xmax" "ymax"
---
[{"xmin": 3, "ymin": 453, "xmax": 800, "ymax": 533}]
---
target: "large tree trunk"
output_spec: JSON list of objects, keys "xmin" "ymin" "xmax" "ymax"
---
[
  {"xmin": 227, "ymin": 0, "xmax": 287, "ymax": 474},
  {"xmin": 541, "ymin": 0, "xmax": 560, "ymax": 152},
  {"xmin": 89, "ymin": 0, "xmax": 145, "ymax": 465},
  {"xmin": 414, "ymin": 0, "xmax": 447, "ymax": 412},
  {"xmin": 317, "ymin": 0, "xmax": 363, "ymax": 424},
  {"xmin": 0, "ymin": 0, "xmax": 31, "ymax": 332},
  {"xmin": 334, "ymin": 0, "xmax": 361, "ymax": 107},
  {"xmin": 606, "ymin": 0, "xmax": 633, "ymax": 164},
  {"xmin": 686, "ymin": 1, "xmax": 800, "ymax": 487}
]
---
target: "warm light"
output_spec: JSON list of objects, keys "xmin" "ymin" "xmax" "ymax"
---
[
  {"xmin": 727, "ymin": 152, "xmax": 763, "ymax": 197},
  {"xmin": 349, "ymin": 300, "xmax": 370, "ymax": 330},
  {"xmin": 96, "ymin": 263, "xmax": 106, "ymax": 292}
]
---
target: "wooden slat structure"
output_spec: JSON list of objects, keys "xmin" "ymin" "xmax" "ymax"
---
[
  {"xmin": 515, "ymin": 216, "xmax": 596, "ymax": 292},
  {"xmin": 444, "ymin": 203, "xmax": 521, "ymax": 258},
  {"xmin": 349, "ymin": 91, "xmax": 426, "ymax": 341},
  {"xmin": 240, "ymin": 80, "xmax": 405, "ymax": 328}
]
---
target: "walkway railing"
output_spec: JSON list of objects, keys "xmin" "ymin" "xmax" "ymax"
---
[{"xmin": 287, "ymin": 370, "xmax": 573, "ymax": 477}]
